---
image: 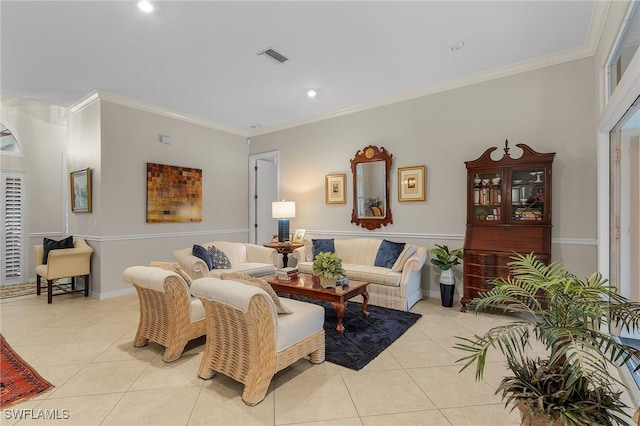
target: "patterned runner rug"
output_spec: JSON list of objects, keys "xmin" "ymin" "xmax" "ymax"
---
[
  {"xmin": 0, "ymin": 283, "xmax": 37, "ymax": 300},
  {"xmin": 0, "ymin": 334, "xmax": 54, "ymax": 407}
]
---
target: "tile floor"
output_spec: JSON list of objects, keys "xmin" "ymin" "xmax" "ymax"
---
[{"xmin": 0, "ymin": 292, "xmax": 635, "ymax": 425}]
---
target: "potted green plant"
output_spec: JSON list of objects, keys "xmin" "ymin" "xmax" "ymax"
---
[
  {"xmin": 312, "ymin": 251, "xmax": 346, "ymax": 288},
  {"xmin": 455, "ymin": 253, "xmax": 640, "ymax": 425},
  {"xmin": 429, "ymin": 244, "xmax": 463, "ymax": 307},
  {"xmin": 366, "ymin": 196, "xmax": 383, "ymax": 216}
]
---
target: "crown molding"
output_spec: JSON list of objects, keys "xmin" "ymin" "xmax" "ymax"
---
[
  {"xmin": 250, "ymin": 2, "xmax": 609, "ymax": 138},
  {"xmin": 250, "ymin": 45, "xmax": 595, "ymax": 137},
  {"xmin": 69, "ymin": 90, "xmax": 249, "ymax": 137},
  {"xmin": 65, "ymin": 3, "xmax": 610, "ymax": 139}
]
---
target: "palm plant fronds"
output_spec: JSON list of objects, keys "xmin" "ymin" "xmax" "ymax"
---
[{"xmin": 454, "ymin": 253, "xmax": 640, "ymax": 424}]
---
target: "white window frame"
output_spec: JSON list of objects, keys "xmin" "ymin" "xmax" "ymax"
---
[{"xmin": 0, "ymin": 120, "xmax": 26, "ymax": 157}]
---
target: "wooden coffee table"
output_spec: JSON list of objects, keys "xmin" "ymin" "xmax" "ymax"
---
[{"xmin": 266, "ymin": 273, "xmax": 369, "ymax": 333}]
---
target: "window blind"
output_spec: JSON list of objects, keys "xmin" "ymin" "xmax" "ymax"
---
[{"xmin": 2, "ymin": 173, "xmax": 25, "ymax": 284}]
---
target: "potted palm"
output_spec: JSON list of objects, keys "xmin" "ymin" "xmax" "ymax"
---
[
  {"xmin": 312, "ymin": 252, "xmax": 346, "ymax": 288},
  {"xmin": 429, "ymin": 244, "xmax": 463, "ymax": 307},
  {"xmin": 455, "ymin": 253, "xmax": 640, "ymax": 425}
]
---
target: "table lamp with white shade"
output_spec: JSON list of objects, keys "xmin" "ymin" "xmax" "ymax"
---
[{"xmin": 272, "ymin": 200, "xmax": 295, "ymax": 243}]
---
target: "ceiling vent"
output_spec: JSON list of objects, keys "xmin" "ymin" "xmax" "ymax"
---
[{"xmin": 257, "ymin": 48, "xmax": 289, "ymax": 64}]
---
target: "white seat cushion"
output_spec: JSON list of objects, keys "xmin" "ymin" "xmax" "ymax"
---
[
  {"xmin": 276, "ymin": 297, "xmax": 324, "ymax": 352},
  {"xmin": 296, "ymin": 262, "xmax": 401, "ymax": 287},
  {"xmin": 208, "ymin": 263, "xmax": 275, "ymax": 278},
  {"xmin": 341, "ymin": 264, "xmax": 401, "ymax": 287},
  {"xmin": 190, "ymin": 296, "xmax": 205, "ymax": 323}
]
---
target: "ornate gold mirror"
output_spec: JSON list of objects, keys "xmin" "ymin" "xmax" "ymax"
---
[{"xmin": 350, "ymin": 145, "xmax": 393, "ymax": 230}]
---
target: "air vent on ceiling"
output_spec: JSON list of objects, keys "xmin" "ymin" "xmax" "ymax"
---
[{"xmin": 257, "ymin": 48, "xmax": 289, "ymax": 64}]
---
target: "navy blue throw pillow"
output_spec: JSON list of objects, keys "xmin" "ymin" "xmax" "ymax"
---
[
  {"xmin": 192, "ymin": 244, "xmax": 213, "ymax": 270},
  {"xmin": 312, "ymin": 239, "xmax": 335, "ymax": 259},
  {"xmin": 374, "ymin": 239, "xmax": 406, "ymax": 269},
  {"xmin": 42, "ymin": 236, "xmax": 74, "ymax": 264}
]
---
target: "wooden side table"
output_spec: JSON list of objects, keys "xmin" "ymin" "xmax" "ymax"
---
[{"xmin": 263, "ymin": 242, "xmax": 304, "ymax": 267}]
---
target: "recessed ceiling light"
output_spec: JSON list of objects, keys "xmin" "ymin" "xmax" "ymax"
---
[
  {"xmin": 306, "ymin": 89, "xmax": 317, "ymax": 98},
  {"xmin": 449, "ymin": 41, "xmax": 464, "ymax": 52},
  {"xmin": 138, "ymin": 1, "xmax": 154, "ymax": 13}
]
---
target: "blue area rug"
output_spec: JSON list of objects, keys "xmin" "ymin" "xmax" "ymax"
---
[{"xmin": 297, "ymin": 297, "xmax": 422, "ymax": 371}]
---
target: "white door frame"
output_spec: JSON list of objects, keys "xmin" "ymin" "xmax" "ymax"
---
[
  {"xmin": 597, "ymin": 47, "xmax": 640, "ymax": 280},
  {"xmin": 248, "ymin": 150, "xmax": 279, "ymax": 244}
]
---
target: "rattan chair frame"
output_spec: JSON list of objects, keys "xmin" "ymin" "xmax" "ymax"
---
[
  {"xmin": 198, "ymin": 294, "xmax": 325, "ymax": 406},
  {"xmin": 132, "ymin": 274, "xmax": 206, "ymax": 362}
]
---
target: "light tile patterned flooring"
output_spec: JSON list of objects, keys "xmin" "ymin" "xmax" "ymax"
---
[{"xmin": 0, "ymin": 292, "xmax": 634, "ymax": 425}]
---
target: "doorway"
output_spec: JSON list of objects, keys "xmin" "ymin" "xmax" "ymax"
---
[{"xmin": 248, "ymin": 151, "xmax": 279, "ymax": 245}]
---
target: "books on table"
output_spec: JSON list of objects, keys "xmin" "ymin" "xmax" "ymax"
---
[{"xmin": 276, "ymin": 267, "xmax": 298, "ymax": 281}]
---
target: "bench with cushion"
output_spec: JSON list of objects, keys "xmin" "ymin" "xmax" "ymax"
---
[
  {"xmin": 191, "ymin": 275, "xmax": 325, "ymax": 406},
  {"xmin": 123, "ymin": 265, "xmax": 206, "ymax": 362}
]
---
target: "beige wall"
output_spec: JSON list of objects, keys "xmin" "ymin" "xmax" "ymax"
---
[
  {"xmin": 0, "ymin": 95, "xmax": 68, "ymax": 279},
  {"xmin": 250, "ymin": 57, "xmax": 598, "ymax": 298},
  {"xmin": 66, "ymin": 99, "xmax": 249, "ymax": 297}
]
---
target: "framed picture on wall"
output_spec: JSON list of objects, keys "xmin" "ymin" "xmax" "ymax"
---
[
  {"xmin": 325, "ymin": 173, "xmax": 346, "ymax": 204},
  {"xmin": 70, "ymin": 167, "xmax": 92, "ymax": 213},
  {"xmin": 398, "ymin": 165, "xmax": 426, "ymax": 202}
]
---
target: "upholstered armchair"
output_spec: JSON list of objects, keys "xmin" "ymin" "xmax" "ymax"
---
[
  {"xmin": 34, "ymin": 238, "xmax": 93, "ymax": 303},
  {"xmin": 191, "ymin": 277, "xmax": 325, "ymax": 406},
  {"xmin": 123, "ymin": 266, "xmax": 206, "ymax": 362}
]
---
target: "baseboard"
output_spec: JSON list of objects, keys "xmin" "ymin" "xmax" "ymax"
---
[{"xmin": 93, "ymin": 287, "xmax": 136, "ymax": 300}]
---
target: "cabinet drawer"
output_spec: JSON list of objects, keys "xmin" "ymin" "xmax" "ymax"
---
[{"xmin": 465, "ymin": 226, "xmax": 551, "ymax": 253}]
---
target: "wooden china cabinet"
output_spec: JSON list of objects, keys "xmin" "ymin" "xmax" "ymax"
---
[{"xmin": 461, "ymin": 141, "xmax": 555, "ymax": 312}]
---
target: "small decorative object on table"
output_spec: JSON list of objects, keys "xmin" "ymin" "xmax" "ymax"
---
[
  {"xmin": 292, "ymin": 229, "xmax": 306, "ymax": 243},
  {"xmin": 312, "ymin": 252, "xmax": 346, "ymax": 288},
  {"xmin": 276, "ymin": 267, "xmax": 298, "ymax": 281}
]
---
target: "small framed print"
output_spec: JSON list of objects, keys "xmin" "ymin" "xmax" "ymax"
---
[
  {"xmin": 292, "ymin": 229, "xmax": 306, "ymax": 243},
  {"xmin": 70, "ymin": 167, "xmax": 92, "ymax": 213},
  {"xmin": 398, "ymin": 165, "xmax": 426, "ymax": 202},
  {"xmin": 325, "ymin": 173, "xmax": 346, "ymax": 204}
]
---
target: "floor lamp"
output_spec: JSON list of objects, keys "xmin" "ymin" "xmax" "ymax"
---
[{"xmin": 272, "ymin": 201, "xmax": 296, "ymax": 243}]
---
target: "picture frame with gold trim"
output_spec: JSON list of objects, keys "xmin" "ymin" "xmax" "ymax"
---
[
  {"xmin": 398, "ymin": 165, "xmax": 426, "ymax": 202},
  {"xmin": 325, "ymin": 173, "xmax": 346, "ymax": 204}
]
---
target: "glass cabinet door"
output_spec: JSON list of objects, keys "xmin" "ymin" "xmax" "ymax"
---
[
  {"xmin": 470, "ymin": 171, "xmax": 503, "ymax": 221},
  {"xmin": 509, "ymin": 167, "xmax": 548, "ymax": 222}
]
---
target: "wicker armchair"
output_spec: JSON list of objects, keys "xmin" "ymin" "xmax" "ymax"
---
[
  {"xmin": 191, "ymin": 277, "xmax": 325, "ymax": 406},
  {"xmin": 123, "ymin": 266, "xmax": 206, "ymax": 362}
]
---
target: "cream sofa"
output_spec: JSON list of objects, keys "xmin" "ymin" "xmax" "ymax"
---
[
  {"xmin": 173, "ymin": 241, "xmax": 277, "ymax": 280},
  {"xmin": 292, "ymin": 238, "xmax": 428, "ymax": 311}
]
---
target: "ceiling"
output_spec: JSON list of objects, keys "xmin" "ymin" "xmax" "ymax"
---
[{"xmin": 1, "ymin": 1, "xmax": 602, "ymax": 135}]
